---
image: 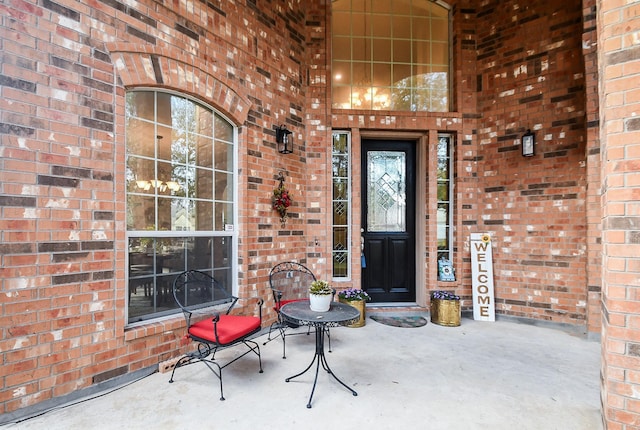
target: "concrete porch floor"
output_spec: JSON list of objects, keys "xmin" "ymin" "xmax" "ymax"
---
[{"xmin": 2, "ymin": 314, "xmax": 602, "ymax": 430}]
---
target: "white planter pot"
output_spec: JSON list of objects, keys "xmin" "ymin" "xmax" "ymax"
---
[{"xmin": 309, "ymin": 293, "xmax": 332, "ymax": 312}]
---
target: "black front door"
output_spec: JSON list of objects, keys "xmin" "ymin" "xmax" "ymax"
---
[{"xmin": 361, "ymin": 140, "xmax": 416, "ymax": 303}]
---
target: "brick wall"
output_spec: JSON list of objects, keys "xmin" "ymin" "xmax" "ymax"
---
[
  {"xmin": 582, "ymin": 0, "xmax": 601, "ymax": 339},
  {"xmin": 0, "ymin": 0, "xmax": 312, "ymax": 418},
  {"xmin": 598, "ymin": 0, "xmax": 640, "ymax": 427},
  {"xmin": 472, "ymin": 0, "xmax": 590, "ymax": 325},
  {"xmin": 0, "ymin": 0, "xmax": 607, "ymax": 421},
  {"xmin": 324, "ymin": 0, "xmax": 594, "ymax": 328}
]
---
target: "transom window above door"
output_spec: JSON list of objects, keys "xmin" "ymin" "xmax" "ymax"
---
[{"xmin": 332, "ymin": 0, "xmax": 450, "ymax": 111}]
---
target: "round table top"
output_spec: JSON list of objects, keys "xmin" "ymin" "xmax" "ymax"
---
[{"xmin": 280, "ymin": 300, "xmax": 360, "ymax": 327}]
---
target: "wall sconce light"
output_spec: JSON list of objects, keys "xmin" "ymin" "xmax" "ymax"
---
[
  {"xmin": 275, "ymin": 125, "xmax": 293, "ymax": 154},
  {"xmin": 521, "ymin": 129, "xmax": 535, "ymax": 157}
]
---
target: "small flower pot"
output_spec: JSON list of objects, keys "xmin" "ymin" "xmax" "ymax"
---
[{"xmin": 309, "ymin": 293, "xmax": 332, "ymax": 312}]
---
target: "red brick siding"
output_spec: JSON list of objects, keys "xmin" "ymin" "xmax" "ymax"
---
[
  {"xmin": 473, "ymin": 0, "xmax": 589, "ymax": 325},
  {"xmin": 324, "ymin": 1, "xmax": 592, "ymax": 328},
  {"xmin": 582, "ymin": 0, "xmax": 601, "ymax": 338},
  {"xmin": 598, "ymin": 0, "xmax": 640, "ymax": 427},
  {"xmin": 0, "ymin": 0, "xmax": 607, "ymax": 420},
  {"xmin": 0, "ymin": 0, "xmax": 310, "ymax": 417}
]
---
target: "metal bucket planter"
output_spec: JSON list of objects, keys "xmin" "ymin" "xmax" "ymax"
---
[
  {"xmin": 430, "ymin": 291, "xmax": 461, "ymax": 327},
  {"xmin": 339, "ymin": 298, "xmax": 366, "ymax": 327}
]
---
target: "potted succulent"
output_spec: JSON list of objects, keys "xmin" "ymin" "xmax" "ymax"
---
[
  {"xmin": 338, "ymin": 288, "xmax": 371, "ymax": 327},
  {"xmin": 309, "ymin": 280, "xmax": 333, "ymax": 312}
]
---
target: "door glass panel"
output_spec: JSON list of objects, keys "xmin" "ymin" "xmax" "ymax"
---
[{"xmin": 367, "ymin": 151, "xmax": 406, "ymax": 232}]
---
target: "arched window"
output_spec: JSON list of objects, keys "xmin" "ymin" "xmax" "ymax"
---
[
  {"xmin": 125, "ymin": 90, "xmax": 236, "ymax": 324},
  {"xmin": 332, "ymin": 0, "xmax": 450, "ymax": 111}
]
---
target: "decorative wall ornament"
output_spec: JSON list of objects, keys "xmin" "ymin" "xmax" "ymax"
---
[{"xmin": 272, "ymin": 172, "xmax": 292, "ymax": 227}]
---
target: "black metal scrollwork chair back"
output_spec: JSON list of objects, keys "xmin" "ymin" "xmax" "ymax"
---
[
  {"xmin": 264, "ymin": 262, "xmax": 333, "ymax": 358},
  {"xmin": 169, "ymin": 270, "xmax": 263, "ymax": 400}
]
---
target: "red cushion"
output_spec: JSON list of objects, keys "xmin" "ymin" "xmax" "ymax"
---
[
  {"xmin": 188, "ymin": 315, "xmax": 261, "ymax": 345},
  {"xmin": 275, "ymin": 298, "xmax": 304, "ymax": 311}
]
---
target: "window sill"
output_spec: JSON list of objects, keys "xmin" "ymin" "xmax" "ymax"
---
[{"xmin": 124, "ymin": 314, "xmax": 185, "ymax": 342}]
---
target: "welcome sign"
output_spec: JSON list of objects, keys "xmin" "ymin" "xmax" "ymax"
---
[{"xmin": 470, "ymin": 233, "xmax": 495, "ymax": 321}]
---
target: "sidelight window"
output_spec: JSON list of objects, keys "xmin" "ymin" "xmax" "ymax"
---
[
  {"xmin": 332, "ymin": 132, "xmax": 351, "ymax": 279},
  {"xmin": 437, "ymin": 133, "xmax": 453, "ymax": 261}
]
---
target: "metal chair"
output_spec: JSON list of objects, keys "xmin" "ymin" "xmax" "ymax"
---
[
  {"xmin": 168, "ymin": 270, "xmax": 263, "ymax": 400},
  {"xmin": 264, "ymin": 262, "xmax": 333, "ymax": 358}
]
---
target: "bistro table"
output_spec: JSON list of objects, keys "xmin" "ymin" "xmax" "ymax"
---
[{"xmin": 279, "ymin": 300, "xmax": 360, "ymax": 408}]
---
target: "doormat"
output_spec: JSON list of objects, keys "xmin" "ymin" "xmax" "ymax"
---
[{"xmin": 369, "ymin": 315, "xmax": 428, "ymax": 328}]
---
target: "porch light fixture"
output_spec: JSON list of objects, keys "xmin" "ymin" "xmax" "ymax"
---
[
  {"xmin": 275, "ymin": 125, "xmax": 293, "ymax": 154},
  {"xmin": 521, "ymin": 129, "xmax": 535, "ymax": 157}
]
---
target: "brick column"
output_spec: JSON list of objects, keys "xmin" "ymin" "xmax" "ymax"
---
[
  {"xmin": 582, "ymin": 0, "xmax": 602, "ymax": 339},
  {"xmin": 598, "ymin": 0, "xmax": 640, "ymax": 427}
]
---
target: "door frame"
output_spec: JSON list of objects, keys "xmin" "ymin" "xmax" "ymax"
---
[{"xmin": 357, "ymin": 131, "xmax": 428, "ymax": 307}]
